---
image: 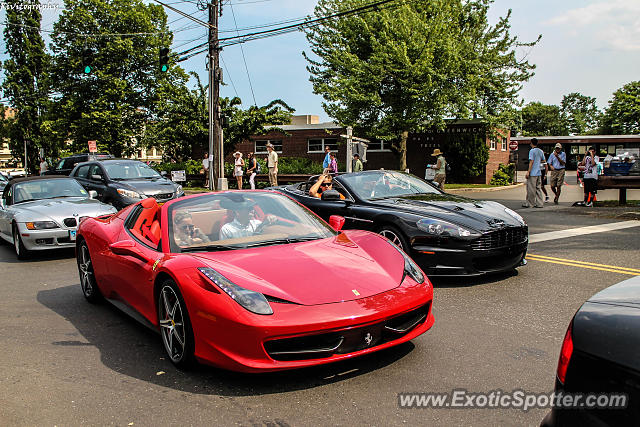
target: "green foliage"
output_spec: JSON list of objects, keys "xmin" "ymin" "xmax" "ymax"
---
[
  {"xmin": 223, "ymin": 157, "xmax": 323, "ymax": 176},
  {"xmin": 521, "ymin": 102, "xmax": 568, "ymax": 136},
  {"xmin": 304, "ymin": 0, "xmax": 538, "ymax": 170},
  {"xmin": 601, "ymin": 81, "xmax": 640, "ymax": 135},
  {"xmin": 560, "ymin": 92, "xmax": 601, "ymax": 135},
  {"xmin": 154, "ymin": 159, "xmax": 202, "ymax": 175},
  {"xmin": 490, "ymin": 163, "xmax": 515, "ymax": 186},
  {"xmin": 439, "ymin": 132, "xmax": 489, "ymax": 182}
]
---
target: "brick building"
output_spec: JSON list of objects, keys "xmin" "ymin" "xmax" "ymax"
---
[{"xmin": 234, "ymin": 116, "xmax": 511, "ymax": 184}]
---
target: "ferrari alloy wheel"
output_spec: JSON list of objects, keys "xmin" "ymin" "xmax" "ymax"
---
[
  {"xmin": 13, "ymin": 223, "xmax": 30, "ymax": 260},
  {"xmin": 77, "ymin": 241, "xmax": 101, "ymax": 303},
  {"xmin": 158, "ymin": 281, "xmax": 194, "ymax": 368},
  {"xmin": 378, "ymin": 226, "xmax": 408, "ymax": 251}
]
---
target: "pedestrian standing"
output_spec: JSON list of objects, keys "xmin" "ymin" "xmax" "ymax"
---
[
  {"xmin": 329, "ymin": 152, "xmax": 338, "ymax": 174},
  {"xmin": 580, "ymin": 146, "xmax": 599, "ymax": 207},
  {"xmin": 322, "ymin": 145, "xmax": 331, "ymax": 172},
  {"xmin": 540, "ymin": 158, "xmax": 549, "ymax": 202},
  {"xmin": 266, "ymin": 143, "xmax": 278, "ymax": 186},
  {"xmin": 428, "ymin": 149, "xmax": 447, "ymax": 190},
  {"xmin": 246, "ymin": 152, "xmax": 257, "ymax": 190},
  {"xmin": 233, "ymin": 151, "xmax": 244, "ymax": 189},
  {"xmin": 523, "ymin": 138, "xmax": 545, "ymax": 208},
  {"xmin": 39, "ymin": 157, "xmax": 48, "ymax": 175},
  {"xmin": 353, "ymin": 153, "xmax": 363, "ymax": 172},
  {"xmin": 547, "ymin": 143, "xmax": 566, "ymax": 204},
  {"xmin": 202, "ymin": 152, "xmax": 210, "ymax": 188}
]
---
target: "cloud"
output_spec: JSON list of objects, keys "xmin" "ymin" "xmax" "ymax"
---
[{"xmin": 544, "ymin": 0, "xmax": 640, "ymax": 51}]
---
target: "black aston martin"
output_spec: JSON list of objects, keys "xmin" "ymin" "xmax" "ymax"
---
[{"xmin": 276, "ymin": 170, "xmax": 528, "ymax": 276}]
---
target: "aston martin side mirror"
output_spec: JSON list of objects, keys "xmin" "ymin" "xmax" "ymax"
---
[{"xmin": 321, "ymin": 189, "xmax": 342, "ymax": 201}]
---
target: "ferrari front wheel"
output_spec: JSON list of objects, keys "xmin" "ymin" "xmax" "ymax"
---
[
  {"xmin": 77, "ymin": 240, "xmax": 102, "ymax": 303},
  {"xmin": 158, "ymin": 280, "xmax": 195, "ymax": 368}
]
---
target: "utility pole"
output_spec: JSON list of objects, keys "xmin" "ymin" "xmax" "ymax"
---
[
  {"xmin": 208, "ymin": 0, "xmax": 226, "ymax": 190},
  {"xmin": 341, "ymin": 126, "xmax": 369, "ymax": 173}
]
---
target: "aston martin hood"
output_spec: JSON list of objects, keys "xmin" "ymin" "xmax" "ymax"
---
[{"xmin": 192, "ymin": 231, "xmax": 406, "ymax": 306}]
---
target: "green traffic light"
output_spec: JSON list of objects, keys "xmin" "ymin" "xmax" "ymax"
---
[
  {"xmin": 84, "ymin": 65, "xmax": 92, "ymax": 74},
  {"xmin": 161, "ymin": 64, "xmax": 168, "ymax": 72}
]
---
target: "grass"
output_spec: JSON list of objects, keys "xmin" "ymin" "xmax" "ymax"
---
[
  {"xmin": 594, "ymin": 200, "xmax": 640, "ymax": 207},
  {"xmin": 445, "ymin": 183, "xmax": 512, "ymax": 189}
]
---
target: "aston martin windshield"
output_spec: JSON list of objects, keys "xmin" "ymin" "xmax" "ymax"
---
[
  {"xmin": 340, "ymin": 171, "xmax": 440, "ymax": 200},
  {"xmin": 168, "ymin": 192, "xmax": 337, "ymax": 252},
  {"xmin": 103, "ymin": 162, "xmax": 161, "ymax": 180},
  {"xmin": 13, "ymin": 178, "xmax": 88, "ymax": 203}
]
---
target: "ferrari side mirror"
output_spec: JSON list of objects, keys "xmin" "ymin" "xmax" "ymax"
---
[{"xmin": 329, "ymin": 215, "xmax": 345, "ymax": 231}]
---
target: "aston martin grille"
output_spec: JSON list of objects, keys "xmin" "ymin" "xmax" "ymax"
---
[{"xmin": 471, "ymin": 227, "xmax": 528, "ymax": 250}]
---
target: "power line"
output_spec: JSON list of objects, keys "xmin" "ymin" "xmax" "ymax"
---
[
  {"xmin": 150, "ymin": 0, "xmax": 214, "ymax": 29},
  {"xmin": 220, "ymin": 56, "xmax": 239, "ymax": 98},
  {"xmin": 229, "ymin": 2, "xmax": 256, "ymax": 106}
]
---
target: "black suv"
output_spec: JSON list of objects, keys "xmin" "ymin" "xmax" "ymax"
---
[
  {"xmin": 70, "ymin": 159, "xmax": 184, "ymax": 210},
  {"xmin": 45, "ymin": 153, "xmax": 114, "ymax": 176}
]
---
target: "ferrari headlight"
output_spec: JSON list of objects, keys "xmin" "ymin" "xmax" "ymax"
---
[
  {"xmin": 26, "ymin": 221, "xmax": 59, "ymax": 230},
  {"xmin": 117, "ymin": 188, "xmax": 143, "ymax": 199},
  {"xmin": 504, "ymin": 207, "xmax": 526, "ymax": 225},
  {"xmin": 198, "ymin": 267, "xmax": 273, "ymax": 315},
  {"xmin": 385, "ymin": 239, "xmax": 425, "ymax": 284},
  {"xmin": 417, "ymin": 218, "xmax": 473, "ymax": 237}
]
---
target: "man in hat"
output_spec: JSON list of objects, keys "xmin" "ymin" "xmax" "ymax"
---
[
  {"xmin": 547, "ymin": 143, "xmax": 566, "ymax": 204},
  {"xmin": 219, "ymin": 198, "xmax": 276, "ymax": 239},
  {"xmin": 428, "ymin": 148, "xmax": 447, "ymax": 189},
  {"xmin": 266, "ymin": 143, "xmax": 278, "ymax": 186}
]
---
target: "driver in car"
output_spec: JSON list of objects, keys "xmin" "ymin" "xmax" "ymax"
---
[
  {"xmin": 219, "ymin": 199, "xmax": 277, "ymax": 240},
  {"xmin": 309, "ymin": 174, "xmax": 345, "ymax": 199}
]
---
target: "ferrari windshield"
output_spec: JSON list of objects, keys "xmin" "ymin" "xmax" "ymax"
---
[
  {"xmin": 104, "ymin": 162, "xmax": 161, "ymax": 180},
  {"xmin": 13, "ymin": 178, "xmax": 88, "ymax": 203},
  {"xmin": 168, "ymin": 192, "xmax": 337, "ymax": 252},
  {"xmin": 340, "ymin": 171, "xmax": 440, "ymax": 200}
]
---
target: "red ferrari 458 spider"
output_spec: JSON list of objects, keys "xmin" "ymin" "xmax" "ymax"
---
[{"xmin": 76, "ymin": 191, "xmax": 434, "ymax": 372}]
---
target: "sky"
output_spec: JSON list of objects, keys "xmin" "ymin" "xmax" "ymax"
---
[{"xmin": 1, "ymin": 0, "xmax": 639, "ymax": 122}]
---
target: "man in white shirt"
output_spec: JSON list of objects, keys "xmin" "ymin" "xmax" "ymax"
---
[
  {"xmin": 266, "ymin": 143, "xmax": 278, "ymax": 186},
  {"xmin": 219, "ymin": 200, "xmax": 276, "ymax": 240}
]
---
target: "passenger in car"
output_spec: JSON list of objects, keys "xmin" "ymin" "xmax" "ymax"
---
[{"xmin": 173, "ymin": 211, "xmax": 210, "ymax": 247}]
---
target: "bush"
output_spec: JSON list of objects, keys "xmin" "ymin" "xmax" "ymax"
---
[
  {"xmin": 154, "ymin": 159, "xmax": 202, "ymax": 174},
  {"xmin": 225, "ymin": 156, "xmax": 324, "ymax": 175},
  {"xmin": 490, "ymin": 163, "xmax": 516, "ymax": 186}
]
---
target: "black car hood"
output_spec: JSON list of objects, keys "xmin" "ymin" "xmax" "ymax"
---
[
  {"xmin": 118, "ymin": 178, "xmax": 178, "ymax": 195},
  {"xmin": 372, "ymin": 193, "xmax": 523, "ymax": 232}
]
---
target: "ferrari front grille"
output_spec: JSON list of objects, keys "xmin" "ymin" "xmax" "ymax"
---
[{"xmin": 264, "ymin": 303, "xmax": 430, "ymax": 361}]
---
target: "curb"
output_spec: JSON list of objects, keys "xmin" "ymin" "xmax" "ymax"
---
[{"xmin": 447, "ymin": 182, "xmax": 525, "ymax": 193}]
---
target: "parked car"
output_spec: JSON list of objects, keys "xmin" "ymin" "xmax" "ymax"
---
[
  {"xmin": 44, "ymin": 153, "xmax": 114, "ymax": 176},
  {"xmin": 276, "ymin": 170, "xmax": 528, "ymax": 276},
  {"xmin": 76, "ymin": 191, "xmax": 434, "ymax": 371},
  {"xmin": 70, "ymin": 159, "xmax": 184, "ymax": 210},
  {"xmin": 0, "ymin": 171, "xmax": 8, "ymax": 192},
  {"xmin": 542, "ymin": 276, "xmax": 640, "ymax": 426},
  {"xmin": 0, "ymin": 176, "xmax": 117, "ymax": 259}
]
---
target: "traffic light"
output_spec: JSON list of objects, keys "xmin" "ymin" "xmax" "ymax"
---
[
  {"xmin": 159, "ymin": 47, "xmax": 169, "ymax": 72},
  {"xmin": 82, "ymin": 48, "xmax": 93, "ymax": 74}
]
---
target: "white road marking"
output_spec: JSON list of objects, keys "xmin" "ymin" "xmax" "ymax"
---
[{"xmin": 529, "ymin": 220, "xmax": 640, "ymax": 243}]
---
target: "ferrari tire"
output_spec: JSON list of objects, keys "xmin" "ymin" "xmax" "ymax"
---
[
  {"xmin": 158, "ymin": 280, "xmax": 195, "ymax": 369},
  {"xmin": 12, "ymin": 223, "xmax": 30, "ymax": 260},
  {"xmin": 77, "ymin": 240, "xmax": 102, "ymax": 303},
  {"xmin": 377, "ymin": 225, "xmax": 409, "ymax": 252}
]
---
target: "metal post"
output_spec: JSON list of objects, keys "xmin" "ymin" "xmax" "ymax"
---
[
  {"xmin": 208, "ymin": 0, "xmax": 223, "ymax": 191},
  {"xmin": 346, "ymin": 126, "xmax": 353, "ymax": 173}
]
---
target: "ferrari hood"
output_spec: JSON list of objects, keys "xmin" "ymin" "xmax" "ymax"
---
[
  {"xmin": 373, "ymin": 194, "xmax": 523, "ymax": 232},
  {"xmin": 191, "ymin": 231, "xmax": 405, "ymax": 306}
]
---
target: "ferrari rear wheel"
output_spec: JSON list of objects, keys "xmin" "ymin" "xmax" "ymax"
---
[
  {"xmin": 13, "ymin": 223, "xmax": 30, "ymax": 260},
  {"xmin": 378, "ymin": 225, "xmax": 409, "ymax": 251},
  {"xmin": 158, "ymin": 280, "xmax": 195, "ymax": 368},
  {"xmin": 77, "ymin": 240, "xmax": 102, "ymax": 303}
]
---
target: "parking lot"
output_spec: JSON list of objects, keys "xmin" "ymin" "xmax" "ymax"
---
[{"xmin": 1, "ymin": 181, "xmax": 639, "ymax": 426}]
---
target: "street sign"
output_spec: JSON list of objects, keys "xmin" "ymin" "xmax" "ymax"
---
[
  {"xmin": 171, "ymin": 170, "xmax": 186, "ymax": 182},
  {"xmin": 88, "ymin": 140, "xmax": 97, "ymax": 153},
  {"xmin": 509, "ymin": 140, "xmax": 519, "ymax": 151}
]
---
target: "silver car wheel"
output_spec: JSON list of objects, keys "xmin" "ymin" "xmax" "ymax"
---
[
  {"xmin": 159, "ymin": 285, "xmax": 186, "ymax": 363},
  {"xmin": 79, "ymin": 244, "xmax": 94, "ymax": 297},
  {"xmin": 379, "ymin": 229, "xmax": 404, "ymax": 250}
]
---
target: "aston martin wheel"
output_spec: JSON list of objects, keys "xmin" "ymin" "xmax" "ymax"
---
[
  {"xmin": 378, "ymin": 225, "xmax": 409, "ymax": 252},
  {"xmin": 77, "ymin": 240, "xmax": 102, "ymax": 303},
  {"xmin": 12, "ymin": 223, "xmax": 30, "ymax": 260},
  {"xmin": 158, "ymin": 280, "xmax": 195, "ymax": 368}
]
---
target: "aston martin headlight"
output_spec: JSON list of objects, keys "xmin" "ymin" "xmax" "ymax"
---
[
  {"xmin": 26, "ymin": 221, "xmax": 59, "ymax": 230},
  {"xmin": 198, "ymin": 267, "xmax": 273, "ymax": 315},
  {"xmin": 117, "ymin": 188, "xmax": 143, "ymax": 199},
  {"xmin": 416, "ymin": 218, "xmax": 473, "ymax": 237},
  {"xmin": 504, "ymin": 207, "xmax": 526, "ymax": 225},
  {"xmin": 385, "ymin": 239, "xmax": 425, "ymax": 284}
]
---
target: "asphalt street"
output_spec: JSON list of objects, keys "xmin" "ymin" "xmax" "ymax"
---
[{"xmin": 1, "ymin": 181, "xmax": 639, "ymax": 426}]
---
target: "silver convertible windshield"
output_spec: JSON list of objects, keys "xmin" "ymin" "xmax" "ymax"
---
[
  {"xmin": 168, "ymin": 192, "xmax": 337, "ymax": 253},
  {"xmin": 13, "ymin": 178, "xmax": 88, "ymax": 203},
  {"xmin": 339, "ymin": 171, "xmax": 440, "ymax": 200}
]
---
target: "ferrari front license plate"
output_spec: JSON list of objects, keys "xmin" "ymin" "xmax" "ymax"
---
[{"xmin": 69, "ymin": 230, "xmax": 77, "ymax": 241}]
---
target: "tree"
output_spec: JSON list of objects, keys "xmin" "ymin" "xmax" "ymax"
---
[
  {"xmin": 2, "ymin": 0, "xmax": 50, "ymax": 172},
  {"xmin": 601, "ymin": 81, "xmax": 640, "ymax": 135},
  {"xmin": 560, "ymin": 92, "xmax": 600, "ymax": 135},
  {"xmin": 48, "ymin": 0, "xmax": 179, "ymax": 156},
  {"xmin": 304, "ymin": 0, "xmax": 538, "ymax": 171},
  {"xmin": 520, "ymin": 102, "xmax": 567, "ymax": 136}
]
